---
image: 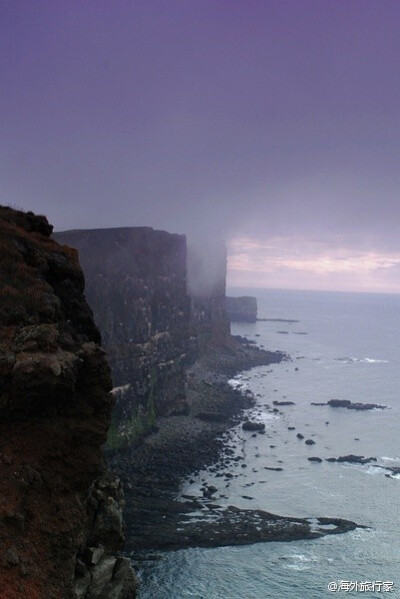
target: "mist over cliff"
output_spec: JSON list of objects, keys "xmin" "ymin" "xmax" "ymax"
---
[{"xmin": 4, "ymin": 2, "xmax": 400, "ymax": 294}]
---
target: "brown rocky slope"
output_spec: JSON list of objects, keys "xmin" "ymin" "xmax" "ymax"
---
[{"xmin": 0, "ymin": 206, "xmax": 136, "ymax": 599}]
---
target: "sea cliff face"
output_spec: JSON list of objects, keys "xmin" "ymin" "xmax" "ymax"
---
[
  {"xmin": 55, "ymin": 229, "xmax": 232, "ymax": 449},
  {"xmin": 0, "ymin": 207, "xmax": 136, "ymax": 599},
  {"xmin": 52, "ymin": 227, "xmax": 289, "ymax": 555}
]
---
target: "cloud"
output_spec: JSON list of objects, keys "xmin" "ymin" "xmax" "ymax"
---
[
  {"xmin": 2, "ymin": 2, "xmax": 400, "ymax": 292},
  {"xmin": 227, "ymin": 236, "xmax": 400, "ymax": 293}
]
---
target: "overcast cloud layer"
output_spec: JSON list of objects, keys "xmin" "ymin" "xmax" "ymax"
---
[{"xmin": 2, "ymin": 1, "xmax": 400, "ymax": 291}]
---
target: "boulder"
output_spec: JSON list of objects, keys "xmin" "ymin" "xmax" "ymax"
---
[{"xmin": 242, "ymin": 421, "xmax": 266, "ymax": 432}]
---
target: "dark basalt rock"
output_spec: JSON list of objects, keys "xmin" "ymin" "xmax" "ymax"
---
[
  {"xmin": 124, "ymin": 501, "xmax": 363, "ymax": 551},
  {"xmin": 327, "ymin": 399, "xmax": 387, "ymax": 410},
  {"xmin": 305, "ymin": 439, "xmax": 316, "ymax": 445},
  {"xmin": 328, "ymin": 399, "xmax": 352, "ymax": 408},
  {"xmin": 0, "ymin": 207, "xmax": 136, "ymax": 599},
  {"xmin": 296, "ymin": 433, "xmax": 305, "ymax": 440},
  {"xmin": 308, "ymin": 457, "xmax": 323, "ymax": 463},
  {"xmin": 196, "ymin": 412, "xmax": 228, "ymax": 423},
  {"xmin": 387, "ymin": 466, "xmax": 400, "ymax": 475},
  {"xmin": 273, "ymin": 401, "xmax": 295, "ymax": 406},
  {"xmin": 327, "ymin": 455, "xmax": 377, "ymax": 465},
  {"xmin": 55, "ymin": 226, "xmax": 192, "ymax": 436},
  {"xmin": 242, "ymin": 421, "xmax": 266, "ymax": 432},
  {"xmin": 232, "ymin": 335, "xmax": 257, "ymax": 345}
]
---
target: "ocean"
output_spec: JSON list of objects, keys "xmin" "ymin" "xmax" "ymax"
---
[{"xmin": 136, "ymin": 288, "xmax": 400, "ymax": 598}]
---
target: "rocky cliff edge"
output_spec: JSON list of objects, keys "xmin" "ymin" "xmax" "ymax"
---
[{"xmin": 0, "ymin": 206, "xmax": 136, "ymax": 599}]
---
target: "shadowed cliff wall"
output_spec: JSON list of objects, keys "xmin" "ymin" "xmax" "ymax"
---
[
  {"xmin": 55, "ymin": 228, "xmax": 192, "ymax": 446},
  {"xmin": 55, "ymin": 229, "xmax": 231, "ymax": 448},
  {"xmin": 0, "ymin": 207, "xmax": 136, "ymax": 599}
]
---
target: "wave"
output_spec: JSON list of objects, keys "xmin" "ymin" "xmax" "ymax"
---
[
  {"xmin": 334, "ymin": 356, "xmax": 389, "ymax": 364},
  {"xmin": 228, "ymin": 377, "xmax": 249, "ymax": 391},
  {"xmin": 363, "ymin": 358, "xmax": 389, "ymax": 363},
  {"xmin": 255, "ymin": 411, "xmax": 277, "ymax": 423},
  {"xmin": 280, "ymin": 552, "xmax": 327, "ymax": 571}
]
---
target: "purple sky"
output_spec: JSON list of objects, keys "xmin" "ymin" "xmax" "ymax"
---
[{"xmin": 2, "ymin": 1, "xmax": 400, "ymax": 292}]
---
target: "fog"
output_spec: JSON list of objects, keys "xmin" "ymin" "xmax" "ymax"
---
[{"xmin": 2, "ymin": 1, "xmax": 400, "ymax": 291}]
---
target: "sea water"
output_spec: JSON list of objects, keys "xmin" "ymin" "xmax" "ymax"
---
[{"xmin": 136, "ymin": 289, "xmax": 400, "ymax": 598}]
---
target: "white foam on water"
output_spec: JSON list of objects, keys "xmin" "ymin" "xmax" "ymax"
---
[
  {"xmin": 334, "ymin": 356, "xmax": 388, "ymax": 364},
  {"xmin": 362, "ymin": 357, "xmax": 389, "ymax": 364},
  {"xmin": 281, "ymin": 553, "xmax": 321, "ymax": 571},
  {"xmin": 255, "ymin": 411, "xmax": 277, "ymax": 423},
  {"xmin": 365, "ymin": 465, "xmax": 385, "ymax": 476}
]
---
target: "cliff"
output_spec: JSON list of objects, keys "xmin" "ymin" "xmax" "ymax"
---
[
  {"xmin": 55, "ymin": 227, "xmax": 192, "ymax": 447},
  {"xmin": 53, "ymin": 230, "xmax": 265, "ymax": 450},
  {"xmin": 53, "ymin": 225, "xmax": 291, "ymax": 558},
  {"xmin": 187, "ymin": 239, "xmax": 231, "ymax": 350},
  {"xmin": 51, "ymin": 223, "xmax": 360, "ymax": 564},
  {"xmin": 226, "ymin": 296, "xmax": 258, "ymax": 323},
  {"xmin": 0, "ymin": 207, "xmax": 136, "ymax": 599}
]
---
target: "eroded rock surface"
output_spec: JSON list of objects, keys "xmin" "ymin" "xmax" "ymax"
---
[{"xmin": 0, "ymin": 207, "xmax": 136, "ymax": 599}]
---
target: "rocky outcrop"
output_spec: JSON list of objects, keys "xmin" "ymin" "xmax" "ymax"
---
[
  {"xmin": 226, "ymin": 296, "xmax": 257, "ymax": 323},
  {"xmin": 311, "ymin": 399, "xmax": 388, "ymax": 410},
  {"xmin": 0, "ymin": 207, "xmax": 136, "ymax": 599},
  {"xmin": 327, "ymin": 399, "xmax": 387, "ymax": 410},
  {"xmin": 326, "ymin": 455, "xmax": 377, "ymax": 465}
]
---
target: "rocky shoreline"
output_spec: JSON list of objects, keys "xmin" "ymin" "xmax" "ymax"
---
[{"xmin": 107, "ymin": 340, "xmax": 362, "ymax": 562}]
